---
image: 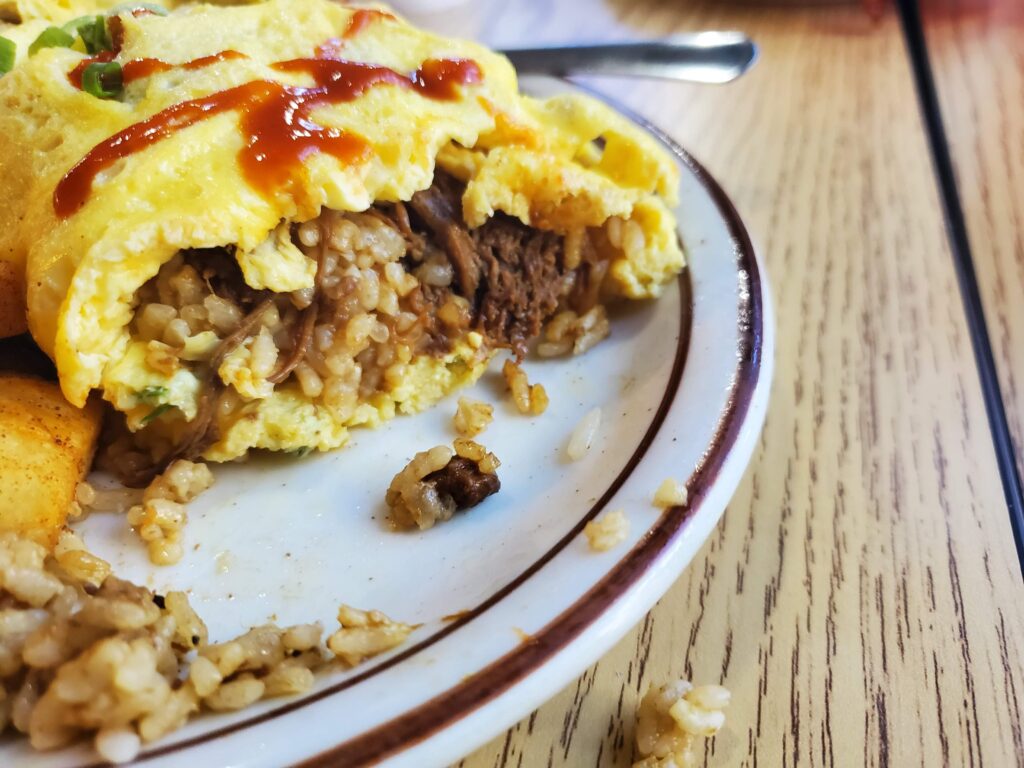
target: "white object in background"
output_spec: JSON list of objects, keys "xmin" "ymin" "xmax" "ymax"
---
[
  {"xmin": 388, "ymin": 0, "xmax": 471, "ymax": 14},
  {"xmin": 387, "ymin": 0, "xmax": 486, "ymax": 40}
]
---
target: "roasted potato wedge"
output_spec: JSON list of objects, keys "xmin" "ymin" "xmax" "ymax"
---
[{"xmin": 0, "ymin": 374, "xmax": 102, "ymax": 547}]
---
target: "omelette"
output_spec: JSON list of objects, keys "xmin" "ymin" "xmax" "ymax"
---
[{"xmin": 0, "ymin": 0, "xmax": 684, "ymax": 484}]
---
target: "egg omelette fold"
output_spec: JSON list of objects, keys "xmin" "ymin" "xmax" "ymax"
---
[{"xmin": 0, "ymin": 0, "xmax": 684, "ymax": 483}]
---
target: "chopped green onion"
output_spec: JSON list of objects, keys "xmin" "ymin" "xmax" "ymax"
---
[
  {"xmin": 0, "ymin": 36, "xmax": 14, "ymax": 75},
  {"xmin": 287, "ymin": 446, "xmax": 313, "ymax": 458},
  {"xmin": 107, "ymin": 2, "xmax": 169, "ymax": 16},
  {"xmin": 62, "ymin": 15, "xmax": 96, "ymax": 34},
  {"xmin": 137, "ymin": 385, "xmax": 168, "ymax": 404},
  {"xmin": 77, "ymin": 15, "xmax": 113, "ymax": 55},
  {"xmin": 141, "ymin": 403, "xmax": 173, "ymax": 425},
  {"xmin": 81, "ymin": 61, "xmax": 122, "ymax": 99},
  {"xmin": 28, "ymin": 27, "xmax": 75, "ymax": 56}
]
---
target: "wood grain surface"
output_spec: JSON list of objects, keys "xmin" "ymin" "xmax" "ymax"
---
[
  {"xmin": 394, "ymin": 1, "xmax": 1024, "ymax": 765},
  {"xmin": 924, "ymin": 0, "xmax": 1024, "ymax": 480}
]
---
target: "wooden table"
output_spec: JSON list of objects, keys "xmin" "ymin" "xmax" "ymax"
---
[
  {"xmin": 924, "ymin": 0, "xmax": 1024, "ymax": 483},
  {"xmin": 405, "ymin": 1, "xmax": 1024, "ymax": 764}
]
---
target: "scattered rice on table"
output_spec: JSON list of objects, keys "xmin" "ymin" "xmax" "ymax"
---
[
  {"xmin": 453, "ymin": 397, "xmax": 494, "ymax": 438},
  {"xmin": 633, "ymin": 679, "xmax": 730, "ymax": 767},
  {"xmin": 584, "ymin": 510, "xmax": 630, "ymax": 552},
  {"xmin": 653, "ymin": 478, "xmax": 689, "ymax": 509},
  {"xmin": 0, "ymin": 532, "xmax": 413, "ymax": 764},
  {"xmin": 502, "ymin": 359, "xmax": 548, "ymax": 415}
]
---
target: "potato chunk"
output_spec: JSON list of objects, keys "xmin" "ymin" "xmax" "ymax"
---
[{"xmin": 0, "ymin": 375, "xmax": 102, "ymax": 546}]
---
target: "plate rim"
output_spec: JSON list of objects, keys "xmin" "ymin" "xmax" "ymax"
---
[
  {"xmin": 298, "ymin": 93, "xmax": 769, "ymax": 765},
  {"xmin": 50, "ymin": 84, "xmax": 768, "ymax": 768}
]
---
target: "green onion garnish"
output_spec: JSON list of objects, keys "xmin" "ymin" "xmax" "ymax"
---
[
  {"xmin": 107, "ymin": 2, "xmax": 169, "ymax": 16},
  {"xmin": 0, "ymin": 36, "xmax": 14, "ymax": 75},
  {"xmin": 137, "ymin": 385, "xmax": 169, "ymax": 404},
  {"xmin": 81, "ymin": 61, "xmax": 123, "ymax": 99},
  {"xmin": 141, "ymin": 403, "xmax": 173, "ymax": 425},
  {"xmin": 288, "ymin": 446, "xmax": 314, "ymax": 459},
  {"xmin": 77, "ymin": 15, "xmax": 113, "ymax": 55},
  {"xmin": 28, "ymin": 27, "xmax": 75, "ymax": 56},
  {"xmin": 62, "ymin": 15, "xmax": 96, "ymax": 35}
]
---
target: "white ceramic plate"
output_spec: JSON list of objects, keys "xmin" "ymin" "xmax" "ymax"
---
[{"xmin": 5, "ymin": 77, "xmax": 773, "ymax": 768}]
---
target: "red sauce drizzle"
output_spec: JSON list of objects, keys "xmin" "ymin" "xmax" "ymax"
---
[
  {"xmin": 54, "ymin": 53, "xmax": 483, "ymax": 218},
  {"xmin": 126, "ymin": 51, "xmax": 248, "ymax": 84},
  {"xmin": 108, "ymin": 15, "xmax": 128, "ymax": 53},
  {"xmin": 182, "ymin": 50, "xmax": 247, "ymax": 71},
  {"xmin": 68, "ymin": 50, "xmax": 247, "ymax": 89},
  {"xmin": 108, "ymin": 9, "xmax": 161, "ymax": 54},
  {"xmin": 120, "ymin": 57, "xmax": 172, "ymax": 81},
  {"xmin": 342, "ymin": 8, "xmax": 395, "ymax": 39},
  {"xmin": 68, "ymin": 51, "xmax": 116, "ymax": 88},
  {"xmin": 411, "ymin": 58, "xmax": 485, "ymax": 100}
]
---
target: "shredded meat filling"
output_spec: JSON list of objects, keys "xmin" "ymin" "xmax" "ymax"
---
[
  {"xmin": 380, "ymin": 172, "xmax": 603, "ymax": 356},
  {"xmin": 407, "ymin": 174, "xmax": 482, "ymax": 297},
  {"xmin": 471, "ymin": 215, "xmax": 565, "ymax": 354},
  {"xmin": 185, "ymin": 248, "xmax": 266, "ymax": 309},
  {"xmin": 425, "ymin": 455, "xmax": 500, "ymax": 510},
  {"xmin": 122, "ymin": 172, "xmax": 610, "ymax": 476}
]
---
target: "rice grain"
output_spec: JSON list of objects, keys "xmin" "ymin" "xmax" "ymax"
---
[
  {"xmin": 584, "ymin": 510, "xmax": 629, "ymax": 552},
  {"xmin": 567, "ymin": 407, "xmax": 602, "ymax": 461},
  {"xmin": 632, "ymin": 679, "xmax": 730, "ymax": 767},
  {"xmin": 653, "ymin": 479, "xmax": 689, "ymax": 508}
]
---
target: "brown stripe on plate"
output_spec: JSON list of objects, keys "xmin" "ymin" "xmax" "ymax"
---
[
  {"xmin": 106, "ymin": 240, "xmax": 692, "ymax": 768},
  {"xmin": 296, "ymin": 128, "xmax": 765, "ymax": 768},
  {"xmin": 76, "ymin": 95, "xmax": 763, "ymax": 768}
]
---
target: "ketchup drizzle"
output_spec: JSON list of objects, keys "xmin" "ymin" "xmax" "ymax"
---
[
  {"xmin": 342, "ymin": 8, "xmax": 395, "ymax": 39},
  {"xmin": 68, "ymin": 50, "xmax": 247, "ymax": 89},
  {"xmin": 54, "ymin": 52, "xmax": 482, "ymax": 218},
  {"xmin": 68, "ymin": 51, "xmax": 116, "ymax": 89},
  {"xmin": 126, "ymin": 51, "xmax": 248, "ymax": 83}
]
